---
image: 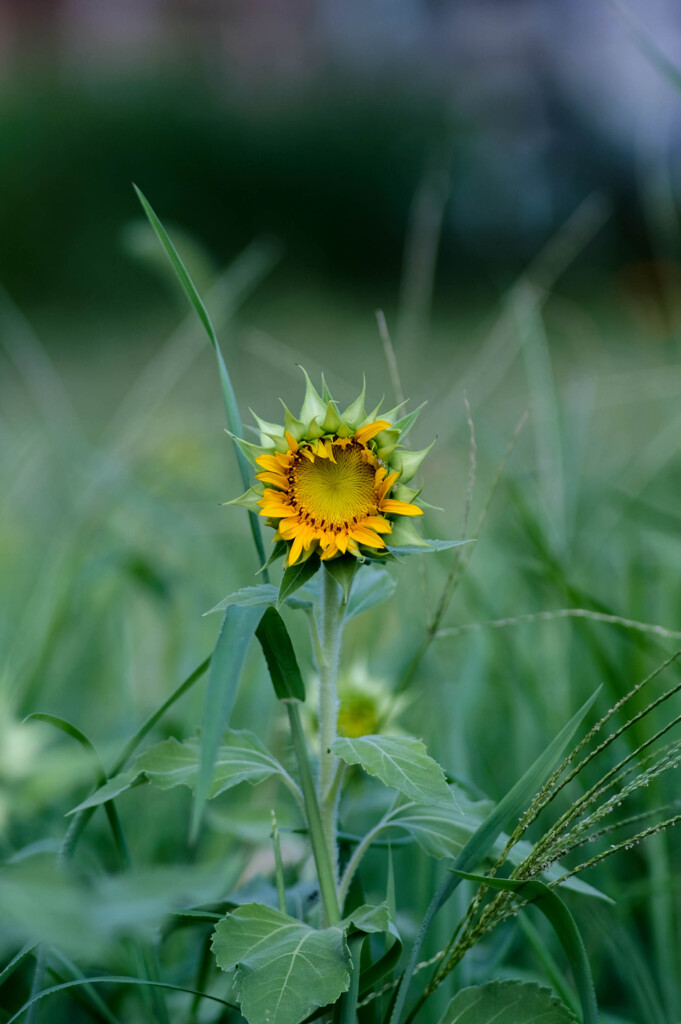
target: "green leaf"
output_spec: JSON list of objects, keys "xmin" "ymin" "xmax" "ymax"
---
[
  {"xmin": 212, "ymin": 904, "xmax": 351, "ymax": 1024},
  {"xmin": 142, "ymin": 732, "xmax": 284, "ymax": 795},
  {"xmin": 257, "ymin": 540, "xmax": 287, "ymax": 575},
  {"xmin": 278, "ymin": 555, "xmax": 320, "ymax": 606},
  {"xmin": 387, "ymin": 534, "xmax": 471, "ymax": 555},
  {"xmin": 340, "ymin": 903, "xmax": 392, "ymax": 935},
  {"xmin": 332, "ymin": 736, "xmax": 453, "ymax": 805},
  {"xmin": 256, "ymin": 606, "xmax": 306, "ymax": 702},
  {"xmin": 204, "ymin": 584, "xmax": 279, "ymax": 616},
  {"xmin": 345, "ymin": 567, "xmax": 396, "ymax": 620},
  {"xmin": 69, "ymin": 732, "xmax": 287, "ymax": 815},
  {"xmin": 437, "ymin": 981, "xmax": 578, "ymax": 1024},
  {"xmin": 453, "ymin": 872, "xmax": 597, "ymax": 1024},
  {"xmin": 68, "ymin": 769, "xmax": 145, "ymax": 814},
  {"xmin": 193, "ymin": 604, "xmax": 266, "ymax": 838},
  {"xmin": 389, "ymin": 798, "xmax": 485, "ymax": 860},
  {"xmin": 323, "ymin": 557, "xmax": 358, "ymax": 604}
]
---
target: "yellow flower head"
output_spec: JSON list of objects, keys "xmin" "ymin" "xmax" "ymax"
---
[{"xmin": 229, "ymin": 370, "xmax": 433, "ymax": 569}]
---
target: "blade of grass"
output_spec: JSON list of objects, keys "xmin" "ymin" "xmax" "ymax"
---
[
  {"xmin": 133, "ymin": 184, "xmax": 267, "ymax": 574},
  {"xmin": 192, "ymin": 605, "xmax": 265, "ymax": 839},
  {"xmin": 6, "ymin": 976, "xmax": 237, "ymax": 1024}
]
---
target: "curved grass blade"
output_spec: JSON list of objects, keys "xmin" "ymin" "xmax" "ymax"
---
[
  {"xmin": 6, "ymin": 976, "xmax": 237, "ymax": 1024},
  {"xmin": 453, "ymin": 871, "xmax": 598, "ymax": 1024},
  {"xmin": 25, "ymin": 714, "xmax": 104, "ymax": 782},
  {"xmin": 0, "ymin": 943, "xmax": 37, "ymax": 989},
  {"xmin": 133, "ymin": 184, "xmax": 267, "ymax": 572},
  {"xmin": 389, "ymin": 687, "xmax": 601, "ymax": 1024},
  {"xmin": 28, "ymin": 714, "xmax": 130, "ymax": 868}
]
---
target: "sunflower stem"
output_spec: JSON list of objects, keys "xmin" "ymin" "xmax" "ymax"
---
[{"xmin": 317, "ymin": 567, "xmax": 345, "ymax": 887}]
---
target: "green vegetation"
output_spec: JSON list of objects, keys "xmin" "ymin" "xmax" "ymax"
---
[{"xmin": 1, "ymin": 182, "xmax": 681, "ymax": 1024}]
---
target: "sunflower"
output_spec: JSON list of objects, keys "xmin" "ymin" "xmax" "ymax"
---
[{"xmin": 228, "ymin": 371, "xmax": 433, "ymax": 568}]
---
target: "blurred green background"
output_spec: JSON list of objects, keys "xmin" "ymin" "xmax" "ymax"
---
[{"xmin": 2, "ymin": 2, "xmax": 681, "ymax": 1022}]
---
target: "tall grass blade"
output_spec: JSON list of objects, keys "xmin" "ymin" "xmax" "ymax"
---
[
  {"xmin": 192, "ymin": 605, "xmax": 265, "ymax": 839},
  {"xmin": 132, "ymin": 184, "xmax": 267, "ymax": 571}
]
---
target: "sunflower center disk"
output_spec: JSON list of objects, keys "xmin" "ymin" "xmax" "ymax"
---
[{"xmin": 293, "ymin": 447, "xmax": 377, "ymax": 526}]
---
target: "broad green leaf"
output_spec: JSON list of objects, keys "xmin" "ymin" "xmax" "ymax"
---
[
  {"xmin": 69, "ymin": 732, "xmax": 285, "ymax": 814},
  {"xmin": 340, "ymin": 903, "xmax": 392, "ymax": 935},
  {"xmin": 139, "ymin": 732, "xmax": 284, "ymax": 795},
  {"xmin": 193, "ymin": 604, "xmax": 266, "ymax": 838},
  {"xmin": 389, "ymin": 687, "xmax": 601, "ymax": 1024},
  {"xmin": 437, "ymin": 981, "xmax": 578, "ymax": 1024},
  {"xmin": 212, "ymin": 904, "xmax": 351, "ymax": 1024},
  {"xmin": 389, "ymin": 799, "xmax": 483, "ymax": 860},
  {"xmin": 332, "ymin": 735, "xmax": 453, "ymax": 805},
  {"xmin": 453, "ymin": 872, "xmax": 597, "ymax": 1024},
  {"xmin": 278, "ymin": 556, "xmax": 320, "ymax": 606},
  {"xmin": 256, "ymin": 606, "xmax": 306, "ymax": 702},
  {"xmin": 345, "ymin": 567, "xmax": 397, "ymax": 620}
]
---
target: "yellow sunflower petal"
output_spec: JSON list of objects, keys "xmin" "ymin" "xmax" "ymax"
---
[
  {"xmin": 278, "ymin": 517, "xmax": 301, "ymax": 539},
  {"xmin": 354, "ymin": 420, "xmax": 391, "ymax": 445},
  {"xmin": 300, "ymin": 447, "xmax": 315, "ymax": 461},
  {"xmin": 335, "ymin": 532, "xmax": 348, "ymax": 553},
  {"xmin": 379, "ymin": 499, "xmax": 423, "ymax": 516},
  {"xmin": 377, "ymin": 471, "xmax": 400, "ymax": 499},
  {"xmin": 349, "ymin": 526, "xmax": 386, "ymax": 549},
  {"xmin": 255, "ymin": 454, "xmax": 284, "ymax": 472},
  {"xmin": 320, "ymin": 542, "xmax": 339, "ymax": 561},
  {"xmin": 285, "ymin": 431, "xmax": 299, "ymax": 452},
  {"xmin": 288, "ymin": 533, "xmax": 305, "ymax": 565},
  {"xmin": 255, "ymin": 472, "xmax": 288, "ymax": 488},
  {"xmin": 360, "ymin": 515, "xmax": 393, "ymax": 534}
]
